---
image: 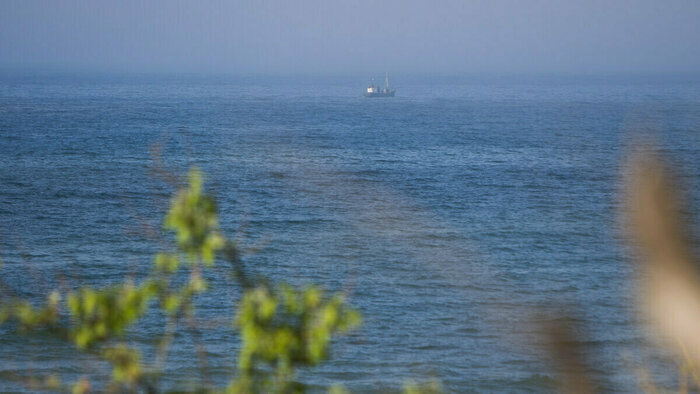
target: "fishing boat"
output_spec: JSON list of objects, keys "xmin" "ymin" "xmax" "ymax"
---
[{"xmin": 363, "ymin": 73, "xmax": 395, "ymax": 97}]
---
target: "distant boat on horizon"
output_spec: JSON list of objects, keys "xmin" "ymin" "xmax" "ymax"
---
[{"xmin": 363, "ymin": 73, "xmax": 395, "ymax": 97}]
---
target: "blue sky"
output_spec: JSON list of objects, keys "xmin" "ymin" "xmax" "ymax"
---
[{"xmin": 1, "ymin": 0, "xmax": 698, "ymax": 75}]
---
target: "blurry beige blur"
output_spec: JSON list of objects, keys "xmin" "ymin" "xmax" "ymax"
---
[
  {"xmin": 626, "ymin": 152, "xmax": 700, "ymax": 360},
  {"xmin": 622, "ymin": 150, "xmax": 700, "ymax": 391}
]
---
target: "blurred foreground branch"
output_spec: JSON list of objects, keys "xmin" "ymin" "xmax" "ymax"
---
[{"xmin": 0, "ymin": 168, "xmax": 361, "ymax": 393}]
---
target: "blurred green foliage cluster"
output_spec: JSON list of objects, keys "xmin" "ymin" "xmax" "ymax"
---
[
  {"xmin": 0, "ymin": 168, "xmax": 365, "ymax": 393},
  {"xmin": 68, "ymin": 282, "xmax": 157, "ymax": 348},
  {"xmin": 0, "ymin": 290, "xmax": 60, "ymax": 331},
  {"xmin": 233, "ymin": 284, "xmax": 361, "ymax": 392}
]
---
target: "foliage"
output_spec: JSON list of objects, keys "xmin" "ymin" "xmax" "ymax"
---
[
  {"xmin": 0, "ymin": 290, "xmax": 61, "ymax": 331},
  {"xmin": 67, "ymin": 282, "xmax": 158, "ymax": 348},
  {"xmin": 103, "ymin": 345, "xmax": 143, "ymax": 385},
  {"xmin": 233, "ymin": 284, "xmax": 361, "ymax": 392},
  {"xmin": 164, "ymin": 170, "xmax": 224, "ymax": 266},
  {"xmin": 0, "ymin": 167, "xmax": 361, "ymax": 392},
  {"xmin": 402, "ymin": 380, "xmax": 442, "ymax": 394}
]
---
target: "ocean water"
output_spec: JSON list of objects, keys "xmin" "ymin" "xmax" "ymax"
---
[{"xmin": 0, "ymin": 74, "xmax": 699, "ymax": 392}]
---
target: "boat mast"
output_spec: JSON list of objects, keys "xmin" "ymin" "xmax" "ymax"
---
[{"xmin": 385, "ymin": 72, "xmax": 389, "ymax": 89}]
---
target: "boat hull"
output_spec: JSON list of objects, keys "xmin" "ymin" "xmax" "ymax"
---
[{"xmin": 363, "ymin": 91, "xmax": 395, "ymax": 97}]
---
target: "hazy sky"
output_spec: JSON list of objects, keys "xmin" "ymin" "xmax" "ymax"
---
[{"xmin": 1, "ymin": 0, "xmax": 699, "ymax": 75}]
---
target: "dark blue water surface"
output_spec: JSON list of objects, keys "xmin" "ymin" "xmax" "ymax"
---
[{"xmin": 1, "ymin": 74, "xmax": 699, "ymax": 392}]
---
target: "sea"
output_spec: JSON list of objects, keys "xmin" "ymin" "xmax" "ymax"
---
[{"xmin": 0, "ymin": 73, "xmax": 699, "ymax": 392}]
